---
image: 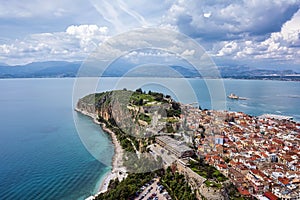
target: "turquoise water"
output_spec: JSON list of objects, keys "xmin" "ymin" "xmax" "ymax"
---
[
  {"xmin": 0, "ymin": 78, "xmax": 299, "ymax": 200},
  {"xmin": 0, "ymin": 79, "xmax": 114, "ymax": 200}
]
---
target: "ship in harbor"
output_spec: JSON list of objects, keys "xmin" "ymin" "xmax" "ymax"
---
[{"xmin": 227, "ymin": 93, "xmax": 247, "ymax": 100}]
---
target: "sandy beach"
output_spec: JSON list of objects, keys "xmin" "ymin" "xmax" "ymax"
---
[
  {"xmin": 75, "ymin": 107, "xmax": 127, "ymax": 197},
  {"xmin": 97, "ymin": 124, "xmax": 127, "ymax": 193}
]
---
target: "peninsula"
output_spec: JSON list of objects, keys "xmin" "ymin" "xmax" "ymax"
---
[{"xmin": 76, "ymin": 89, "xmax": 300, "ymax": 200}]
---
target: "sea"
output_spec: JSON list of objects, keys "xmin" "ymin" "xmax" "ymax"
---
[{"xmin": 0, "ymin": 78, "xmax": 299, "ymax": 200}]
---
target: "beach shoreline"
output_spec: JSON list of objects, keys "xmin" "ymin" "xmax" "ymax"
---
[{"xmin": 74, "ymin": 107, "xmax": 127, "ymax": 198}]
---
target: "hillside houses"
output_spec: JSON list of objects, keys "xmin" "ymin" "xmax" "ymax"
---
[{"xmin": 182, "ymin": 108, "xmax": 300, "ymax": 199}]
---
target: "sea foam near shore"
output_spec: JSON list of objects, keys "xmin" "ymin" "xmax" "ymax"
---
[{"xmin": 75, "ymin": 107, "xmax": 127, "ymax": 198}]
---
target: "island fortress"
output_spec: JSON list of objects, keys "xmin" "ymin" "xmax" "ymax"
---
[{"xmin": 76, "ymin": 89, "xmax": 300, "ymax": 200}]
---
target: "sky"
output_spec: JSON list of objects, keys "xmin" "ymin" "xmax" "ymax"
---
[{"xmin": 0, "ymin": 0, "xmax": 299, "ymax": 71}]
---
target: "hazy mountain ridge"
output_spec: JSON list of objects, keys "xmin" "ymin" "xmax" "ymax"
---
[
  {"xmin": 0, "ymin": 61, "xmax": 299, "ymax": 80},
  {"xmin": 0, "ymin": 61, "xmax": 81, "ymax": 78}
]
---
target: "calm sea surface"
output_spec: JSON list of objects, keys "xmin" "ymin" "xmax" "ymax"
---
[{"xmin": 0, "ymin": 78, "xmax": 299, "ymax": 199}]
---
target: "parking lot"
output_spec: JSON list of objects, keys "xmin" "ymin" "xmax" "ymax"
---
[{"xmin": 134, "ymin": 178, "xmax": 171, "ymax": 200}]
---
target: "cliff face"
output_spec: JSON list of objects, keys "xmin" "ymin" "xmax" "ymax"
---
[
  {"xmin": 76, "ymin": 90, "xmax": 151, "ymax": 136},
  {"xmin": 76, "ymin": 99, "xmax": 96, "ymax": 115},
  {"xmin": 76, "ymin": 89, "xmax": 183, "ymax": 138}
]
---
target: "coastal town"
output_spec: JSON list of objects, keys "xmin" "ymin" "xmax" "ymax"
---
[
  {"xmin": 180, "ymin": 104, "xmax": 300, "ymax": 199},
  {"xmin": 77, "ymin": 89, "xmax": 300, "ymax": 200}
]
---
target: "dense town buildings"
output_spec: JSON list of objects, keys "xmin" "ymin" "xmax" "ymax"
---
[{"xmin": 181, "ymin": 104, "xmax": 300, "ymax": 199}]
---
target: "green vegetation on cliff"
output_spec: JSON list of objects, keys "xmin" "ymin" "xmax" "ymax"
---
[
  {"xmin": 137, "ymin": 113, "xmax": 151, "ymax": 124},
  {"xmin": 161, "ymin": 167, "xmax": 197, "ymax": 200},
  {"xmin": 77, "ymin": 88, "xmax": 182, "ymax": 148},
  {"xmin": 98, "ymin": 115, "xmax": 137, "ymax": 153},
  {"xmin": 96, "ymin": 167, "xmax": 197, "ymax": 200},
  {"xmin": 189, "ymin": 159, "xmax": 228, "ymax": 183},
  {"xmin": 96, "ymin": 171, "xmax": 156, "ymax": 200}
]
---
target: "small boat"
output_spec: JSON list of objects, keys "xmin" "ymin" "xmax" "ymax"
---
[
  {"xmin": 227, "ymin": 93, "xmax": 248, "ymax": 100},
  {"xmin": 227, "ymin": 93, "xmax": 239, "ymax": 99}
]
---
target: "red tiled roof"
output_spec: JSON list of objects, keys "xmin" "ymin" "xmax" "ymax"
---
[
  {"xmin": 229, "ymin": 160, "xmax": 236, "ymax": 166},
  {"xmin": 238, "ymin": 187, "xmax": 251, "ymax": 196},
  {"xmin": 212, "ymin": 155, "xmax": 220, "ymax": 160},
  {"xmin": 218, "ymin": 164, "xmax": 228, "ymax": 169},
  {"xmin": 250, "ymin": 155, "xmax": 261, "ymax": 161},
  {"xmin": 269, "ymin": 148, "xmax": 277, "ymax": 153},
  {"xmin": 261, "ymin": 152, "xmax": 268, "ymax": 158},
  {"xmin": 250, "ymin": 169, "xmax": 266, "ymax": 179},
  {"xmin": 251, "ymin": 169, "xmax": 259, "ymax": 175},
  {"xmin": 272, "ymin": 138, "xmax": 284, "ymax": 145},
  {"xmin": 278, "ymin": 177, "xmax": 289, "ymax": 185},
  {"xmin": 264, "ymin": 191, "xmax": 278, "ymax": 200}
]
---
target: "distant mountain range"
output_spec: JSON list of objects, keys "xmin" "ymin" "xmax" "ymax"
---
[
  {"xmin": 218, "ymin": 66, "xmax": 300, "ymax": 81},
  {"xmin": 0, "ymin": 61, "xmax": 299, "ymax": 81},
  {"xmin": 0, "ymin": 61, "xmax": 81, "ymax": 78}
]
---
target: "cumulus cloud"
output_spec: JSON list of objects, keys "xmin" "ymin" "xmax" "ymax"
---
[
  {"xmin": 181, "ymin": 49, "xmax": 195, "ymax": 57},
  {"xmin": 0, "ymin": 25, "xmax": 109, "ymax": 65},
  {"xmin": 0, "ymin": 25, "xmax": 199, "ymax": 65},
  {"xmin": 66, "ymin": 25, "xmax": 108, "ymax": 48},
  {"xmin": 0, "ymin": 0, "xmax": 299, "ymax": 70},
  {"xmin": 162, "ymin": 0, "xmax": 300, "ymax": 41},
  {"xmin": 214, "ymin": 10, "xmax": 300, "ymax": 65},
  {"xmin": 124, "ymin": 50, "xmax": 176, "ymax": 58},
  {"xmin": 216, "ymin": 41, "xmax": 238, "ymax": 57},
  {"xmin": 121, "ymin": 50, "xmax": 181, "ymax": 65}
]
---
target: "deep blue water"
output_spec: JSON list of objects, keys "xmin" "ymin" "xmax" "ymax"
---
[
  {"xmin": 191, "ymin": 79, "xmax": 300, "ymax": 121},
  {"xmin": 0, "ymin": 79, "xmax": 114, "ymax": 200},
  {"xmin": 0, "ymin": 78, "xmax": 299, "ymax": 200},
  {"xmin": 139, "ymin": 78, "xmax": 300, "ymax": 121}
]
